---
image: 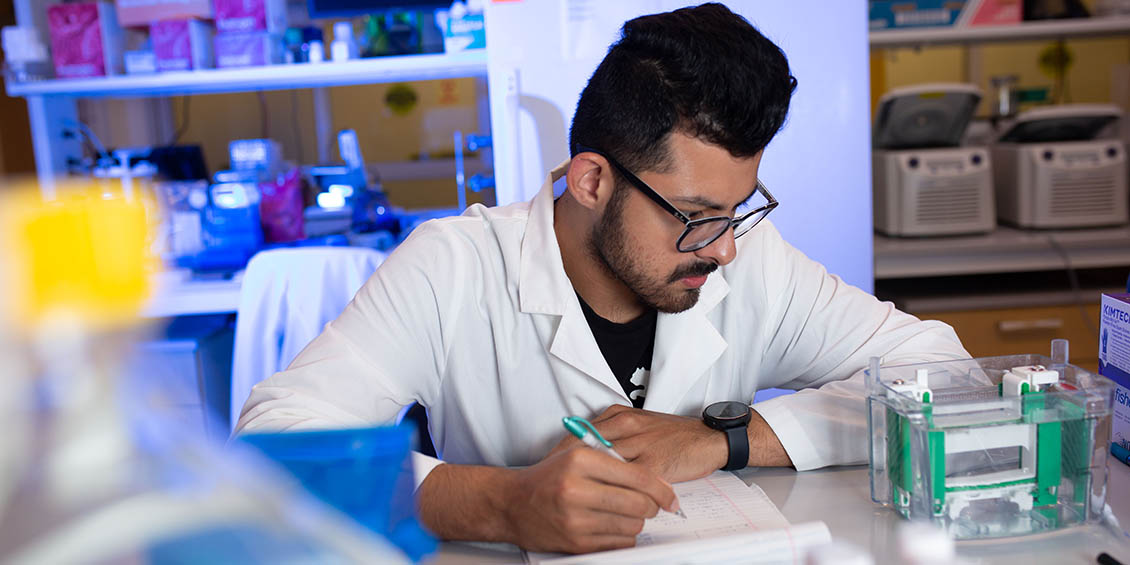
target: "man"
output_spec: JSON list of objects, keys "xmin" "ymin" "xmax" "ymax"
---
[{"xmin": 237, "ymin": 3, "xmax": 968, "ymax": 554}]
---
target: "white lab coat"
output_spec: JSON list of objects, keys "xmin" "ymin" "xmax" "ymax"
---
[
  {"xmin": 230, "ymin": 247, "xmax": 386, "ymax": 430},
  {"xmin": 236, "ymin": 162, "xmax": 969, "ymax": 483}
]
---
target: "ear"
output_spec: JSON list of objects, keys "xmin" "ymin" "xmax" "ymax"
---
[{"xmin": 565, "ymin": 152, "xmax": 616, "ymax": 212}]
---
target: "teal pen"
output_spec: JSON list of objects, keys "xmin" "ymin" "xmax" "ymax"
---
[{"xmin": 562, "ymin": 416, "xmax": 687, "ymax": 519}]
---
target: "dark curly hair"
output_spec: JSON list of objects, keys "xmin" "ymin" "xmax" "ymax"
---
[{"xmin": 569, "ymin": 3, "xmax": 797, "ymax": 174}]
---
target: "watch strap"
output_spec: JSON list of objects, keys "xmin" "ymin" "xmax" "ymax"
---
[{"xmin": 722, "ymin": 425, "xmax": 749, "ymax": 471}]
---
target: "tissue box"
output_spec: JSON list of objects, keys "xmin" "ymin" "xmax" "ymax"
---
[
  {"xmin": 213, "ymin": 0, "xmax": 286, "ymax": 34},
  {"xmin": 214, "ymin": 32, "xmax": 280, "ymax": 68},
  {"xmin": 47, "ymin": 2, "xmax": 123, "ymax": 78},
  {"xmin": 1101, "ymin": 293, "xmax": 1130, "ymax": 462},
  {"xmin": 116, "ymin": 0, "xmax": 213, "ymax": 27},
  {"xmin": 152, "ymin": 19, "xmax": 213, "ymax": 71}
]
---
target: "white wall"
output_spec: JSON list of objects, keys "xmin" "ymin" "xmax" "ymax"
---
[{"xmin": 485, "ymin": 0, "xmax": 874, "ymax": 292}]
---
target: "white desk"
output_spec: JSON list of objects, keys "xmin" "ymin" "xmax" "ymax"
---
[{"xmin": 430, "ymin": 460, "xmax": 1130, "ymax": 564}]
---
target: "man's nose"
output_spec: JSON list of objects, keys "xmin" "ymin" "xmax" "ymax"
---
[{"xmin": 694, "ymin": 228, "xmax": 736, "ymax": 266}]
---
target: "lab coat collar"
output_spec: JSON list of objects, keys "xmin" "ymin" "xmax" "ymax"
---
[
  {"xmin": 645, "ymin": 274, "xmax": 729, "ymax": 413},
  {"xmin": 519, "ymin": 161, "xmax": 732, "ymax": 409},
  {"xmin": 519, "ymin": 161, "xmax": 573, "ymax": 316},
  {"xmin": 519, "ymin": 162, "xmax": 623, "ymax": 396}
]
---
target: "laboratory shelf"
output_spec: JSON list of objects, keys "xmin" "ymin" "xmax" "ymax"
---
[
  {"xmin": 143, "ymin": 270, "xmax": 243, "ymax": 318},
  {"xmin": 869, "ymin": 16, "xmax": 1130, "ymax": 47},
  {"xmin": 5, "ymin": 49, "xmax": 487, "ymax": 99},
  {"xmin": 873, "ymin": 225, "xmax": 1130, "ymax": 279}
]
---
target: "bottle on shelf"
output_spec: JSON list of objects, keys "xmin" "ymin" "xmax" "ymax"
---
[{"xmin": 331, "ymin": 21, "xmax": 359, "ymax": 62}]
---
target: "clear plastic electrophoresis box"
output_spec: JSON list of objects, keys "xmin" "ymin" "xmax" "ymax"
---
[{"xmin": 867, "ymin": 340, "xmax": 1115, "ymax": 539}]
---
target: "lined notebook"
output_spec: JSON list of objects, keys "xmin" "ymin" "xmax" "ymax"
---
[{"xmin": 526, "ymin": 471, "xmax": 831, "ymax": 564}]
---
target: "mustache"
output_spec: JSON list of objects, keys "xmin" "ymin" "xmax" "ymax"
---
[{"xmin": 668, "ymin": 261, "xmax": 717, "ymax": 283}]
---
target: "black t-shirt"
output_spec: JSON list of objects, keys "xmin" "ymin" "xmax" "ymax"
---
[{"xmin": 576, "ymin": 294, "xmax": 657, "ymax": 408}]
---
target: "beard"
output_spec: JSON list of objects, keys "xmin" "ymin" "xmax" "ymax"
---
[{"xmin": 588, "ymin": 186, "xmax": 717, "ymax": 314}]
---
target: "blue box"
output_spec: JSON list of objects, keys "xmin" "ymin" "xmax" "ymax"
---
[
  {"xmin": 1101, "ymin": 293, "xmax": 1130, "ymax": 466},
  {"xmin": 238, "ymin": 425, "xmax": 437, "ymax": 561},
  {"xmin": 870, "ymin": 0, "xmax": 967, "ymax": 30}
]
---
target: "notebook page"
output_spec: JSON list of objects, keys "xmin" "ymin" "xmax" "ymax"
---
[
  {"xmin": 536, "ymin": 522, "xmax": 831, "ymax": 565},
  {"xmin": 527, "ymin": 471, "xmax": 829, "ymax": 564},
  {"xmin": 637, "ymin": 470, "xmax": 789, "ymax": 545}
]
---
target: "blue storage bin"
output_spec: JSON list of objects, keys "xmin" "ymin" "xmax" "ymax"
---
[{"xmin": 238, "ymin": 424, "xmax": 436, "ymax": 561}]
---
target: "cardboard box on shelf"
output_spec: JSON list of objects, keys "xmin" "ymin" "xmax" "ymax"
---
[
  {"xmin": 116, "ymin": 0, "xmax": 213, "ymax": 28},
  {"xmin": 213, "ymin": 0, "xmax": 287, "ymax": 34},
  {"xmin": 152, "ymin": 19, "xmax": 214, "ymax": 71},
  {"xmin": 869, "ymin": 0, "xmax": 1021, "ymax": 30},
  {"xmin": 47, "ymin": 2, "xmax": 124, "ymax": 78},
  {"xmin": 214, "ymin": 32, "xmax": 281, "ymax": 68},
  {"xmin": 1101, "ymin": 293, "xmax": 1130, "ymax": 465}
]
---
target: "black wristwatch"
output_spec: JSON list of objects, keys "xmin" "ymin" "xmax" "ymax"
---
[{"xmin": 702, "ymin": 401, "xmax": 752, "ymax": 471}]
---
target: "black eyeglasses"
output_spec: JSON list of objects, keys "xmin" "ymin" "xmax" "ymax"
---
[{"xmin": 575, "ymin": 145, "xmax": 779, "ymax": 253}]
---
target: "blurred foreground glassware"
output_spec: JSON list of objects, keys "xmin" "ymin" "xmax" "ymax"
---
[{"xmin": 0, "ymin": 181, "xmax": 410, "ymax": 564}]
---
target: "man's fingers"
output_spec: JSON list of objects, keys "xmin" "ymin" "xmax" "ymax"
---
[
  {"xmin": 575, "ymin": 450, "xmax": 678, "ymax": 513},
  {"xmin": 548, "ymin": 434, "xmax": 582, "ymax": 458},
  {"xmin": 573, "ymin": 482, "xmax": 660, "ymax": 519},
  {"xmin": 582, "ymin": 511, "xmax": 647, "ymax": 537},
  {"xmin": 590, "ymin": 403, "xmax": 632, "ymax": 425},
  {"xmin": 590, "ymin": 407, "xmax": 653, "ymax": 442}
]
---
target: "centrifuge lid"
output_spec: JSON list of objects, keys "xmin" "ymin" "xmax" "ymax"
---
[
  {"xmin": 873, "ymin": 83, "xmax": 982, "ymax": 150},
  {"xmin": 997, "ymin": 104, "xmax": 1122, "ymax": 143}
]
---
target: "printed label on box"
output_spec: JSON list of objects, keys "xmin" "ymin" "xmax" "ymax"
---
[
  {"xmin": 214, "ymin": 0, "xmax": 286, "ymax": 33},
  {"xmin": 214, "ymin": 32, "xmax": 278, "ymax": 68},
  {"xmin": 1101, "ymin": 293, "xmax": 1130, "ymax": 456},
  {"xmin": 48, "ymin": 3, "xmax": 107, "ymax": 78}
]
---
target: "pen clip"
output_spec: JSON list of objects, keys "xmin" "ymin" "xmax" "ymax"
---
[{"xmin": 562, "ymin": 416, "xmax": 614, "ymax": 448}]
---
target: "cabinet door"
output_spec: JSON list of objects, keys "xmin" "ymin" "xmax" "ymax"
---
[{"xmin": 918, "ymin": 303, "xmax": 1100, "ymax": 371}]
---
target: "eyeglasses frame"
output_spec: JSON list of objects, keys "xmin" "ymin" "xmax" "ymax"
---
[{"xmin": 573, "ymin": 144, "xmax": 779, "ymax": 253}]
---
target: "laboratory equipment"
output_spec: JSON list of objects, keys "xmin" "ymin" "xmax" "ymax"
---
[
  {"xmin": 990, "ymin": 75, "xmax": 1019, "ymax": 121},
  {"xmin": 454, "ymin": 130, "xmax": 495, "ymax": 210},
  {"xmin": 1100, "ymin": 292, "xmax": 1130, "ymax": 464},
  {"xmin": 0, "ymin": 183, "xmax": 409, "ymax": 563},
  {"xmin": 991, "ymin": 104, "xmax": 1128, "ymax": 229},
  {"xmin": 229, "ymin": 138, "xmax": 283, "ymax": 171},
  {"xmin": 868, "ymin": 340, "xmax": 1116, "ymax": 539},
  {"xmin": 306, "ymin": 129, "xmax": 400, "ymax": 237},
  {"xmin": 1, "ymin": 26, "xmax": 52, "ymax": 82},
  {"xmin": 183, "ymin": 178, "xmax": 263, "ymax": 272},
  {"xmin": 91, "ymin": 146, "xmax": 159, "ymax": 200},
  {"xmin": 872, "ymin": 83, "xmax": 996, "ymax": 237}
]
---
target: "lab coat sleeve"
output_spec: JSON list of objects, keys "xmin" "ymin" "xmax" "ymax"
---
[
  {"xmin": 234, "ymin": 221, "xmax": 471, "ymax": 486},
  {"xmin": 747, "ymin": 222, "xmax": 970, "ymax": 471}
]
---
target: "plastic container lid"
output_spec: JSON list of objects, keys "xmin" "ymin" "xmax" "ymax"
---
[
  {"xmin": 873, "ymin": 83, "xmax": 982, "ymax": 150},
  {"xmin": 997, "ymin": 103, "xmax": 1123, "ymax": 143}
]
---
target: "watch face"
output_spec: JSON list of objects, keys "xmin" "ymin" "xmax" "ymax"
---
[{"xmin": 705, "ymin": 401, "xmax": 749, "ymax": 421}]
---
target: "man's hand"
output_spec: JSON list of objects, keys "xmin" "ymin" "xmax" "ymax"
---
[
  {"xmin": 549, "ymin": 404, "xmax": 728, "ymax": 484},
  {"xmin": 502, "ymin": 447, "xmax": 679, "ymax": 553},
  {"xmin": 417, "ymin": 446, "xmax": 679, "ymax": 554}
]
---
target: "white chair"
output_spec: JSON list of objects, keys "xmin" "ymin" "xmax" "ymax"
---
[{"xmin": 229, "ymin": 247, "xmax": 386, "ymax": 430}]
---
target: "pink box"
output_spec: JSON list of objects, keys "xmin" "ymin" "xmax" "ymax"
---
[
  {"xmin": 214, "ymin": 32, "xmax": 280, "ymax": 68},
  {"xmin": 964, "ymin": 0, "xmax": 1021, "ymax": 26},
  {"xmin": 47, "ymin": 2, "xmax": 123, "ymax": 78},
  {"xmin": 213, "ymin": 0, "xmax": 286, "ymax": 34},
  {"xmin": 116, "ymin": 0, "xmax": 213, "ymax": 28},
  {"xmin": 152, "ymin": 19, "xmax": 213, "ymax": 71}
]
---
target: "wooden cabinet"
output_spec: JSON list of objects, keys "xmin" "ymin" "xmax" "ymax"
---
[{"xmin": 916, "ymin": 303, "xmax": 1100, "ymax": 371}]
